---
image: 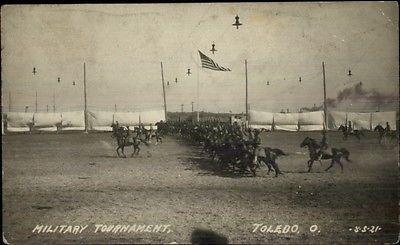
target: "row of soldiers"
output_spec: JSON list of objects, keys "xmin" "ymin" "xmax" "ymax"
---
[{"xmin": 163, "ymin": 120, "xmax": 263, "ymax": 174}]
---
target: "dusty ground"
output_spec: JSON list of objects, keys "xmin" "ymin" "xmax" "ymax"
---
[{"xmin": 2, "ymin": 131, "xmax": 399, "ymax": 244}]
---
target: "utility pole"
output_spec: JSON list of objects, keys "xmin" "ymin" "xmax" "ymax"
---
[
  {"xmin": 322, "ymin": 61, "xmax": 327, "ymax": 130},
  {"xmin": 114, "ymin": 104, "xmax": 117, "ymax": 112},
  {"xmin": 8, "ymin": 91, "xmax": 11, "ymax": 112},
  {"xmin": 53, "ymin": 93, "xmax": 56, "ymax": 112},
  {"xmin": 161, "ymin": 62, "xmax": 168, "ymax": 121},
  {"xmin": 35, "ymin": 91, "xmax": 38, "ymax": 113},
  {"xmin": 83, "ymin": 62, "xmax": 88, "ymax": 133},
  {"xmin": 191, "ymin": 101, "xmax": 194, "ymax": 112},
  {"xmin": 181, "ymin": 104, "xmax": 184, "ymax": 114},
  {"xmin": 245, "ymin": 60, "xmax": 248, "ymax": 127}
]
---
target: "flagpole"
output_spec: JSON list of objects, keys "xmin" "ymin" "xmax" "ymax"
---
[{"xmin": 160, "ymin": 62, "xmax": 168, "ymax": 122}]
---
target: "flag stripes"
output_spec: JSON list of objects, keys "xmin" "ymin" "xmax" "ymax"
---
[{"xmin": 198, "ymin": 50, "xmax": 231, "ymax": 71}]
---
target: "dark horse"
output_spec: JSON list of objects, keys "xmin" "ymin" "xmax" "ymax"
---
[
  {"xmin": 338, "ymin": 125, "xmax": 364, "ymax": 141},
  {"xmin": 374, "ymin": 125, "xmax": 398, "ymax": 144},
  {"xmin": 255, "ymin": 147, "xmax": 286, "ymax": 177},
  {"xmin": 300, "ymin": 137, "xmax": 350, "ymax": 173},
  {"xmin": 111, "ymin": 124, "xmax": 150, "ymax": 158}
]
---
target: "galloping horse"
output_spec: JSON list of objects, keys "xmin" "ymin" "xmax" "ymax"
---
[
  {"xmin": 374, "ymin": 125, "xmax": 398, "ymax": 144},
  {"xmin": 300, "ymin": 137, "xmax": 350, "ymax": 172},
  {"xmin": 338, "ymin": 125, "xmax": 364, "ymax": 141},
  {"xmin": 111, "ymin": 124, "xmax": 150, "ymax": 158},
  {"xmin": 254, "ymin": 146, "xmax": 285, "ymax": 177}
]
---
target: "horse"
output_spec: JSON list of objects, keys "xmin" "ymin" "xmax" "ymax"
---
[
  {"xmin": 338, "ymin": 125, "xmax": 364, "ymax": 141},
  {"xmin": 254, "ymin": 147, "xmax": 285, "ymax": 177},
  {"xmin": 300, "ymin": 136, "xmax": 350, "ymax": 172},
  {"xmin": 111, "ymin": 124, "xmax": 150, "ymax": 158},
  {"xmin": 374, "ymin": 125, "xmax": 398, "ymax": 144}
]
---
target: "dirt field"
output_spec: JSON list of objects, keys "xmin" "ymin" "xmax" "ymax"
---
[{"xmin": 2, "ymin": 131, "xmax": 399, "ymax": 244}]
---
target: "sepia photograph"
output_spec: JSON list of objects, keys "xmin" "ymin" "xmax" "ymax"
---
[{"xmin": 1, "ymin": 2, "xmax": 399, "ymax": 244}]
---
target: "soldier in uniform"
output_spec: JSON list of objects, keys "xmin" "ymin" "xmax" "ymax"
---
[{"xmin": 385, "ymin": 122, "xmax": 391, "ymax": 133}]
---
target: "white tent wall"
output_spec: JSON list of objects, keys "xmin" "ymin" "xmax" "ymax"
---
[
  {"xmin": 249, "ymin": 110, "xmax": 274, "ymax": 125},
  {"xmin": 371, "ymin": 111, "xmax": 397, "ymax": 130},
  {"xmin": 140, "ymin": 110, "xmax": 165, "ymax": 125},
  {"xmin": 249, "ymin": 124, "xmax": 272, "ymax": 130},
  {"xmin": 6, "ymin": 112, "xmax": 34, "ymax": 132},
  {"xmin": 300, "ymin": 125, "xmax": 324, "ymax": 131},
  {"xmin": 347, "ymin": 112, "xmax": 371, "ymax": 130},
  {"xmin": 114, "ymin": 112, "xmax": 140, "ymax": 127},
  {"xmin": 298, "ymin": 111, "xmax": 325, "ymax": 131},
  {"xmin": 87, "ymin": 111, "xmax": 114, "ymax": 131},
  {"xmin": 328, "ymin": 111, "xmax": 347, "ymax": 130},
  {"xmin": 298, "ymin": 111, "xmax": 324, "ymax": 125},
  {"xmin": 33, "ymin": 112, "xmax": 62, "ymax": 127},
  {"xmin": 273, "ymin": 113, "xmax": 299, "ymax": 131},
  {"xmin": 61, "ymin": 111, "xmax": 85, "ymax": 130}
]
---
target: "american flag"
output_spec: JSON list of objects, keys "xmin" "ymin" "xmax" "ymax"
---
[{"xmin": 198, "ymin": 50, "xmax": 231, "ymax": 71}]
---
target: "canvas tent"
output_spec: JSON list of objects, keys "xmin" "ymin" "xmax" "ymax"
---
[
  {"xmin": 140, "ymin": 110, "xmax": 165, "ymax": 126},
  {"xmin": 114, "ymin": 112, "xmax": 141, "ymax": 127},
  {"xmin": 87, "ymin": 111, "xmax": 114, "ymax": 131},
  {"xmin": 6, "ymin": 112, "xmax": 34, "ymax": 132},
  {"xmin": 273, "ymin": 113, "xmax": 299, "ymax": 131},
  {"xmin": 346, "ymin": 112, "xmax": 371, "ymax": 130},
  {"xmin": 298, "ymin": 111, "xmax": 325, "ymax": 131},
  {"xmin": 61, "ymin": 111, "xmax": 85, "ymax": 130},
  {"xmin": 328, "ymin": 111, "xmax": 347, "ymax": 130},
  {"xmin": 248, "ymin": 110, "xmax": 274, "ymax": 130},
  {"xmin": 371, "ymin": 111, "xmax": 397, "ymax": 130},
  {"xmin": 33, "ymin": 112, "xmax": 62, "ymax": 131}
]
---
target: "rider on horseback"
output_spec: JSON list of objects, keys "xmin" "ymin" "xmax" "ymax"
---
[
  {"xmin": 385, "ymin": 122, "xmax": 391, "ymax": 133},
  {"xmin": 317, "ymin": 130, "xmax": 328, "ymax": 159},
  {"xmin": 347, "ymin": 121, "xmax": 353, "ymax": 134}
]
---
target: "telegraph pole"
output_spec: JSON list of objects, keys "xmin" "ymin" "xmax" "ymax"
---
[
  {"xmin": 53, "ymin": 94, "xmax": 55, "ymax": 112},
  {"xmin": 83, "ymin": 62, "xmax": 88, "ymax": 133},
  {"xmin": 161, "ymin": 62, "xmax": 168, "ymax": 121},
  {"xmin": 8, "ymin": 91, "xmax": 11, "ymax": 112},
  {"xmin": 322, "ymin": 61, "xmax": 327, "ymax": 130},
  {"xmin": 35, "ymin": 91, "xmax": 38, "ymax": 113},
  {"xmin": 191, "ymin": 101, "xmax": 194, "ymax": 112},
  {"xmin": 245, "ymin": 60, "xmax": 248, "ymax": 127}
]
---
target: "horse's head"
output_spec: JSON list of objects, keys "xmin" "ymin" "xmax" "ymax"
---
[
  {"xmin": 300, "ymin": 137, "xmax": 312, "ymax": 148},
  {"xmin": 338, "ymin": 125, "xmax": 345, "ymax": 131},
  {"xmin": 374, "ymin": 125, "xmax": 383, "ymax": 132}
]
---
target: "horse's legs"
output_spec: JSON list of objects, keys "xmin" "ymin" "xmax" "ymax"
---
[
  {"xmin": 325, "ymin": 160, "xmax": 334, "ymax": 171},
  {"xmin": 270, "ymin": 160, "xmax": 282, "ymax": 177},
  {"xmin": 136, "ymin": 145, "xmax": 141, "ymax": 156},
  {"xmin": 338, "ymin": 160, "xmax": 344, "ymax": 173},
  {"xmin": 116, "ymin": 146, "xmax": 121, "ymax": 157},
  {"xmin": 307, "ymin": 160, "xmax": 314, "ymax": 172}
]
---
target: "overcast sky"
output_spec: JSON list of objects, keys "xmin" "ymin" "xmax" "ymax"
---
[{"xmin": 1, "ymin": 3, "xmax": 398, "ymax": 113}]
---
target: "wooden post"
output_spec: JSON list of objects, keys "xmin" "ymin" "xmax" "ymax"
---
[
  {"xmin": 322, "ymin": 61, "xmax": 327, "ymax": 130},
  {"xmin": 161, "ymin": 62, "xmax": 167, "ymax": 121},
  {"xmin": 83, "ymin": 62, "xmax": 88, "ymax": 133},
  {"xmin": 245, "ymin": 60, "xmax": 248, "ymax": 126},
  {"xmin": 53, "ymin": 93, "xmax": 56, "ymax": 112},
  {"xmin": 35, "ymin": 91, "xmax": 38, "ymax": 113},
  {"xmin": 8, "ymin": 91, "xmax": 11, "ymax": 112},
  {"xmin": 197, "ymin": 65, "xmax": 200, "ymax": 122}
]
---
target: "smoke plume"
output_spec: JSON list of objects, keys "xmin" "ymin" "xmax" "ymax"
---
[{"xmin": 327, "ymin": 82, "xmax": 397, "ymax": 109}]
